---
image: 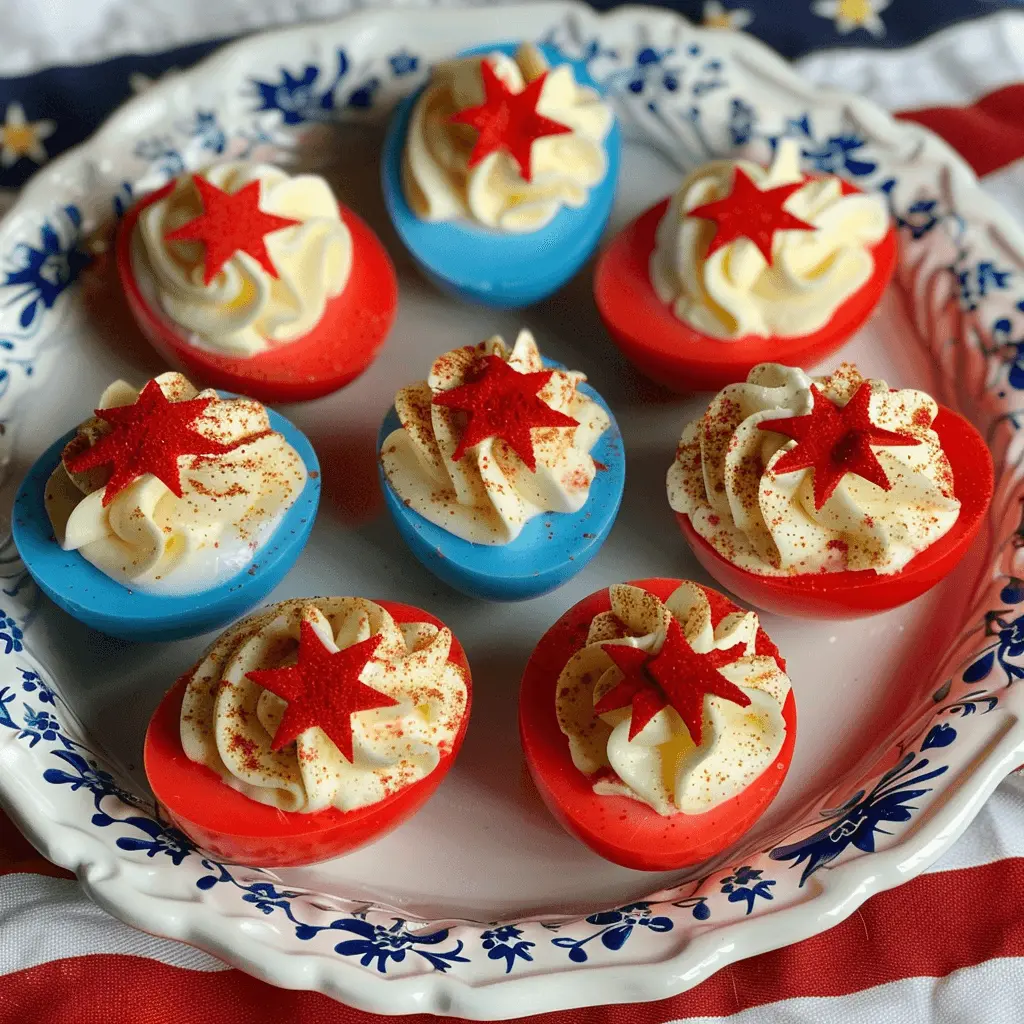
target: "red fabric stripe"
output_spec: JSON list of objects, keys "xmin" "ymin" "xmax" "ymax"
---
[
  {"xmin": 2, "ymin": 856, "xmax": 1023, "ymax": 1023},
  {"xmin": 0, "ymin": 811, "xmax": 73, "ymax": 880},
  {"xmin": 897, "ymin": 83, "xmax": 1024, "ymax": 177}
]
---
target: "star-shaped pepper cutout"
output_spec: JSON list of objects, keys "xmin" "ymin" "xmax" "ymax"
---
[
  {"xmin": 164, "ymin": 175, "xmax": 301, "ymax": 286},
  {"xmin": 757, "ymin": 381, "xmax": 921, "ymax": 510},
  {"xmin": 64, "ymin": 379, "xmax": 242, "ymax": 506},
  {"xmin": 448, "ymin": 59, "xmax": 572, "ymax": 182},
  {"xmin": 595, "ymin": 617, "xmax": 750, "ymax": 745},
  {"xmin": 246, "ymin": 621, "xmax": 399, "ymax": 761},
  {"xmin": 687, "ymin": 166, "xmax": 818, "ymax": 265},
  {"xmin": 431, "ymin": 354, "xmax": 578, "ymax": 472}
]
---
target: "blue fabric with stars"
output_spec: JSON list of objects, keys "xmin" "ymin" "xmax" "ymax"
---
[{"xmin": 0, "ymin": 1, "xmax": 1016, "ymax": 190}]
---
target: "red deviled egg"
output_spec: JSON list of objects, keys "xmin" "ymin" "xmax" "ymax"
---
[
  {"xmin": 667, "ymin": 362, "xmax": 993, "ymax": 618},
  {"xmin": 594, "ymin": 140, "xmax": 897, "ymax": 392},
  {"xmin": 145, "ymin": 596, "xmax": 471, "ymax": 866},
  {"xmin": 520, "ymin": 577, "xmax": 795, "ymax": 871},
  {"xmin": 118, "ymin": 162, "xmax": 397, "ymax": 403}
]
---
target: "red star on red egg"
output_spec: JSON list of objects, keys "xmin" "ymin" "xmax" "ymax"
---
[
  {"xmin": 64, "ymin": 379, "xmax": 241, "ymax": 506},
  {"xmin": 431, "ymin": 354, "xmax": 578, "ymax": 472},
  {"xmin": 595, "ymin": 618, "xmax": 750, "ymax": 745},
  {"xmin": 687, "ymin": 166, "xmax": 818, "ymax": 265},
  {"xmin": 165, "ymin": 175, "xmax": 302, "ymax": 286},
  {"xmin": 246, "ymin": 621, "xmax": 399, "ymax": 762},
  {"xmin": 757, "ymin": 381, "xmax": 921, "ymax": 511},
  {"xmin": 449, "ymin": 59, "xmax": 572, "ymax": 182}
]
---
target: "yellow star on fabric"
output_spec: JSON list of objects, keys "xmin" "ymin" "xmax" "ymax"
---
[
  {"xmin": 811, "ymin": 0, "xmax": 890, "ymax": 37},
  {"xmin": 702, "ymin": 1, "xmax": 753, "ymax": 30},
  {"xmin": 1, "ymin": 102, "xmax": 56, "ymax": 168}
]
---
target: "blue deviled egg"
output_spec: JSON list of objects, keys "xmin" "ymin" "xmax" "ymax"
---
[
  {"xmin": 13, "ymin": 372, "xmax": 320, "ymax": 642},
  {"xmin": 382, "ymin": 41, "xmax": 621, "ymax": 308},
  {"xmin": 378, "ymin": 329, "xmax": 624, "ymax": 600}
]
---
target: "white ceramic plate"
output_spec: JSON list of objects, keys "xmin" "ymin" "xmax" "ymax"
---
[{"xmin": 2, "ymin": 3, "xmax": 1024, "ymax": 1017}]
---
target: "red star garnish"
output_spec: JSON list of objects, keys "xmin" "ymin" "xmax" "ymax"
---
[
  {"xmin": 431, "ymin": 354, "xmax": 578, "ymax": 472},
  {"xmin": 448, "ymin": 59, "xmax": 572, "ymax": 182},
  {"xmin": 246, "ymin": 621, "xmax": 399, "ymax": 761},
  {"xmin": 594, "ymin": 618, "xmax": 750, "ymax": 745},
  {"xmin": 687, "ymin": 166, "xmax": 818, "ymax": 265},
  {"xmin": 164, "ymin": 175, "xmax": 301, "ymax": 286},
  {"xmin": 64, "ymin": 379, "xmax": 242, "ymax": 506},
  {"xmin": 757, "ymin": 381, "xmax": 922, "ymax": 511}
]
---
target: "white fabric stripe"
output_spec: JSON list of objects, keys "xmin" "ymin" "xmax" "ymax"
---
[
  {"xmin": 796, "ymin": 10, "xmax": 1024, "ymax": 112},
  {"xmin": 666, "ymin": 957, "xmax": 1024, "ymax": 1024},
  {"xmin": 0, "ymin": 872, "xmax": 228, "ymax": 975},
  {"xmin": 0, "ymin": 0, "xmax": 499, "ymax": 76}
]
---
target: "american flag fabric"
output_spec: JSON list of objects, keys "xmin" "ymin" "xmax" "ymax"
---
[{"xmin": 3, "ymin": 3, "xmax": 1024, "ymax": 1021}]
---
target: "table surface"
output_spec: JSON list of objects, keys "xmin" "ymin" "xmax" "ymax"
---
[{"xmin": 3, "ymin": 3, "xmax": 1024, "ymax": 1022}]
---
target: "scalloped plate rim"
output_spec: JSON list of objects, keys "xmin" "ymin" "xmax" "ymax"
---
[{"xmin": 0, "ymin": 2, "xmax": 1022, "ymax": 1018}]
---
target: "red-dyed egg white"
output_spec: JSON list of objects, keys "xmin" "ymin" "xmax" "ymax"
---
[
  {"xmin": 519, "ymin": 578, "xmax": 796, "ymax": 871},
  {"xmin": 117, "ymin": 172, "xmax": 397, "ymax": 404},
  {"xmin": 595, "ymin": 149, "xmax": 897, "ymax": 393},
  {"xmin": 145, "ymin": 599, "xmax": 471, "ymax": 866}
]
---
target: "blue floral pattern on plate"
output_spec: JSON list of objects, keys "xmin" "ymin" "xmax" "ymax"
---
[
  {"xmin": 1, "ymin": 204, "xmax": 87, "ymax": 330},
  {"xmin": 550, "ymin": 902, "xmax": 674, "ymax": 963},
  {"xmin": 770, "ymin": 751, "xmax": 950, "ymax": 885},
  {"xmin": 718, "ymin": 866, "xmax": 776, "ymax": 914}
]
